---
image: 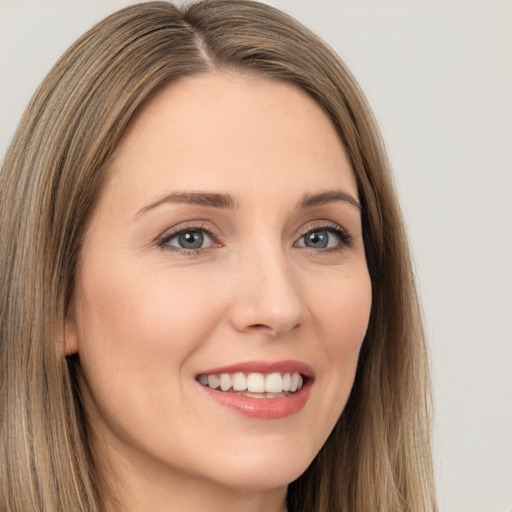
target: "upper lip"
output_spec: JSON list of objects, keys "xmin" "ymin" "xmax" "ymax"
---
[{"xmin": 196, "ymin": 360, "xmax": 314, "ymax": 378}]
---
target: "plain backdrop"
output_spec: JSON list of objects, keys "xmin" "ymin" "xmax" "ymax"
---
[{"xmin": 1, "ymin": 1, "xmax": 511, "ymax": 511}]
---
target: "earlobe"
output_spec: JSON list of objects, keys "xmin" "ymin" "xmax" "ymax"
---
[{"xmin": 64, "ymin": 300, "xmax": 79, "ymax": 356}]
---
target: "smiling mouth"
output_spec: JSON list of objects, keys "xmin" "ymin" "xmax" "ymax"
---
[{"xmin": 196, "ymin": 371, "xmax": 305, "ymax": 398}]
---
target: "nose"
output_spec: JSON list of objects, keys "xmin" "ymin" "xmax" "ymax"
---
[{"xmin": 228, "ymin": 247, "xmax": 310, "ymax": 338}]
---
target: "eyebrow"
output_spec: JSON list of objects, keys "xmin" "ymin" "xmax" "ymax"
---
[
  {"xmin": 298, "ymin": 190, "xmax": 361, "ymax": 210},
  {"xmin": 135, "ymin": 188, "xmax": 361, "ymax": 219},
  {"xmin": 135, "ymin": 191, "xmax": 238, "ymax": 218}
]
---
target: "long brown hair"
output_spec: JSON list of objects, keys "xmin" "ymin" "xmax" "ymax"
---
[{"xmin": 0, "ymin": 1, "xmax": 436, "ymax": 510}]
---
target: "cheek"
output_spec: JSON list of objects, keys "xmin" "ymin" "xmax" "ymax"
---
[
  {"xmin": 78, "ymin": 263, "xmax": 216, "ymax": 349},
  {"xmin": 311, "ymin": 267, "xmax": 371, "ymax": 405},
  {"xmin": 72, "ymin": 262, "xmax": 228, "ymax": 448},
  {"xmin": 72, "ymin": 261, "xmax": 226, "ymax": 410},
  {"xmin": 314, "ymin": 267, "xmax": 372, "ymax": 356},
  {"xmin": 290, "ymin": 266, "xmax": 371, "ymax": 457}
]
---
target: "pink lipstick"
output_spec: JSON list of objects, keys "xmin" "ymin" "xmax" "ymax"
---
[{"xmin": 196, "ymin": 360, "xmax": 313, "ymax": 420}]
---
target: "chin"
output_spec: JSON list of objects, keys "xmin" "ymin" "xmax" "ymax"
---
[{"xmin": 198, "ymin": 444, "xmax": 315, "ymax": 493}]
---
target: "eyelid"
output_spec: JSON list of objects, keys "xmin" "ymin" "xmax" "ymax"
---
[
  {"xmin": 156, "ymin": 221, "xmax": 221, "ymax": 252},
  {"xmin": 295, "ymin": 221, "xmax": 353, "ymax": 249},
  {"xmin": 154, "ymin": 219, "xmax": 353, "ymax": 255}
]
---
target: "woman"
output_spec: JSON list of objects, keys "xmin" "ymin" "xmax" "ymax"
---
[{"xmin": 0, "ymin": 1, "xmax": 436, "ymax": 511}]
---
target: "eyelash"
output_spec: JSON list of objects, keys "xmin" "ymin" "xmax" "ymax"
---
[
  {"xmin": 298, "ymin": 222, "xmax": 353, "ymax": 251},
  {"xmin": 157, "ymin": 222, "xmax": 218, "ymax": 255},
  {"xmin": 156, "ymin": 221, "xmax": 353, "ymax": 255}
]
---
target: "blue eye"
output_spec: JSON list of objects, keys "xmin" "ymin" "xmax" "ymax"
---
[
  {"xmin": 160, "ymin": 228, "xmax": 214, "ymax": 251},
  {"xmin": 296, "ymin": 226, "xmax": 351, "ymax": 250},
  {"xmin": 303, "ymin": 230, "xmax": 330, "ymax": 249}
]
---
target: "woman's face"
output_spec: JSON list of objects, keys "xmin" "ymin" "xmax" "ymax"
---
[{"xmin": 66, "ymin": 73, "xmax": 372, "ymax": 500}]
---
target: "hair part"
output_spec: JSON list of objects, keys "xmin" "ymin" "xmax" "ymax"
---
[{"xmin": 0, "ymin": 1, "xmax": 436, "ymax": 511}]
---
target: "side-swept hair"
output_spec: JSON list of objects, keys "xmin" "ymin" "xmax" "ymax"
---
[{"xmin": 0, "ymin": 1, "xmax": 436, "ymax": 511}]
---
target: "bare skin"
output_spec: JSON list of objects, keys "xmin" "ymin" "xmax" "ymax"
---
[{"xmin": 66, "ymin": 72, "xmax": 372, "ymax": 512}]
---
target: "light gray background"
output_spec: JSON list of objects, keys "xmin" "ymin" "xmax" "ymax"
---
[{"xmin": 1, "ymin": 1, "xmax": 511, "ymax": 511}]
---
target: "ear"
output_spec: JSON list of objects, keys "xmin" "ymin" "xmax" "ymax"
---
[{"xmin": 64, "ymin": 296, "xmax": 79, "ymax": 356}]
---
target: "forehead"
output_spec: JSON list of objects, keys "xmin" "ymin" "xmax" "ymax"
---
[{"xmin": 101, "ymin": 71, "xmax": 357, "ymax": 205}]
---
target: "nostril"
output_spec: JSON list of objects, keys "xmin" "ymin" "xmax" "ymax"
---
[{"xmin": 247, "ymin": 322, "xmax": 301, "ymax": 337}]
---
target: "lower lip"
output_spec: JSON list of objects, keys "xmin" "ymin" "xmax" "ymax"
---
[{"xmin": 198, "ymin": 380, "xmax": 312, "ymax": 420}]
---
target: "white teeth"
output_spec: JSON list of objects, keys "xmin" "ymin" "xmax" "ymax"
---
[
  {"xmin": 198, "ymin": 371, "xmax": 305, "ymax": 395},
  {"xmin": 282, "ymin": 373, "xmax": 291, "ymax": 391},
  {"xmin": 247, "ymin": 373, "xmax": 265, "ymax": 393},
  {"xmin": 264, "ymin": 372, "xmax": 283, "ymax": 393},
  {"xmin": 232, "ymin": 372, "xmax": 247, "ymax": 391},
  {"xmin": 207, "ymin": 374, "xmax": 220, "ymax": 389},
  {"xmin": 219, "ymin": 373, "xmax": 232, "ymax": 392},
  {"xmin": 290, "ymin": 373, "xmax": 299, "ymax": 392}
]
